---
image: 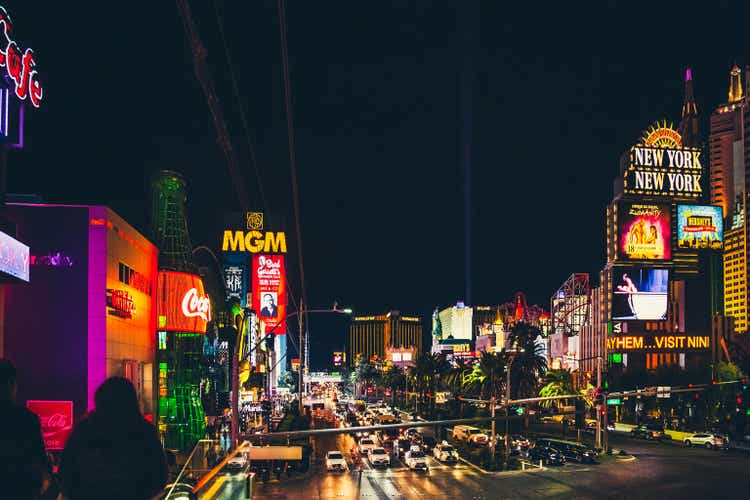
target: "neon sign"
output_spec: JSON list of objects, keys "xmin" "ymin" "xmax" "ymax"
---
[
  {"xmin": 0, "ymin": 6, "xmax": 43, "ymax": 108},
  {"xmin": 606, "ymin": 335, "xmax": 709, "ymax": 351},
  {"xmin": 107, "ymin": 289, "xmax": 136, "ymax": 319},
  {"xmin": 181, "ymin": 287, "xmax": 211, "ymax": 322},
  {"xmin": 641, "ymin": 121, "xmax": 681, "ymax": 148}
]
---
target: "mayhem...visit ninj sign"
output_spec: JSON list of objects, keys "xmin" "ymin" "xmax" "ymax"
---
[{"xmin": 623, "ymin": 145, "xmax": 703, "ymax": 199}]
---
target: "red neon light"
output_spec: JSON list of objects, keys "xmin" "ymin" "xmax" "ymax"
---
[
  {"xmin": 157, "ymin": 271, "xmax": 210, "ymax": 333},
  {"xmin": 0, "ymin": 7, "xmax": 43, "ymax": 108}
]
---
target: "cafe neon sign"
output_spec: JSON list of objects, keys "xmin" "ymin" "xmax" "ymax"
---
[{"xmin": 0, "ymin": 6, "xmax": 43, "ymax": 108}]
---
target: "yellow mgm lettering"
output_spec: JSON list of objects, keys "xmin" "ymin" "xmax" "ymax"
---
[{"xmin": 221, "ymin": 230, "xmax": 288, "ymax": 253}]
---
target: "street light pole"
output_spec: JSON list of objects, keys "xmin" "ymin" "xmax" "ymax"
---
[
  {"xmin": 298, "ymin": 298, "xmax": 304, "ymax": 415},
  {"xmin": 504, "ymin": 358, "xmax": 512, "ymax": 470}
]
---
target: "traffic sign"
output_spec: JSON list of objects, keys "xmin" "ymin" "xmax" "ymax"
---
[
  {"xmin": 657, "ymin": 386, "xmax": 671, "ymax": 398},
  {"xmin": 606, "ymin": 398, "xmax": 621, "ymax": 405}
]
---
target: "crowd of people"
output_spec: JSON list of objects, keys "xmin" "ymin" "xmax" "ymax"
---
[{"xmin": 0, "ymin": 359, "xmax": 168, "ymax": 499}]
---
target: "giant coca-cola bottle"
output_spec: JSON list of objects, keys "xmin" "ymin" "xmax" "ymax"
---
[{"xmin": 151, "ymin": 170, "xmax": 206, "ymax": 450}]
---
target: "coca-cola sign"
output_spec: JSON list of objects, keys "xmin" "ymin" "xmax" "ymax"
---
[
  {"xmin": 181, "ymin": 287, "xmax": 210, "ymax": 321},
  {"xmin": 26, "ymin": 400, "xmax": 73, "ymax": 450},
  {"xmin": 157, "ymin": 271, "xmax": 210, "ymax": 333},
  {"xmin": 0, "ymin": 6, "xmax": 43, "ymax": 108}
]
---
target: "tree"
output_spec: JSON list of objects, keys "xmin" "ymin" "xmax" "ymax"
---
[
  {"xmin": 382, "ymin": 365, "xmax": 406, "ymax": 406},
  {"xmin": 538, "ymin": 369, "xmax": 575, "ymax": 409},
  {"xmin": 353, "ymin": 362, "xmax": 381, "ymax": 398},
  {"xmin": 506, "ymin": 322, "xmax": 547, "ymax": 399},
  {"xmin": 463, "ymin": 352, "xmax": 506, "ymax": 402}
]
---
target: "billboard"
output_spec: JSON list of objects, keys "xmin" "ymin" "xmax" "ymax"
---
[
  {"xmin": 606, "ymin": 334, "xmax": 709, "ymax": 352},
  {"xmin": 618, "ymin": 202, "xmax": 671, "ymax": 260},
  {"xmin": 223, "ymin": 264, "xmax": 246, "ymax": 303},
  {"xmin": 252, "ymin": 255, "xmax": 287, "ymax": 335},
  {"xmin": 157, "ymin": 271, "xmax": 210, "ymax": 333},
  {"xmin": 677, "ymin": 205, "xmax": 723, "ymax": 250},
  {"xmin": 26, "ymin": 400, "xmax": 74, "ymax": 450},
  {"xmin": 622, "ymin": 144, "xmax": 703, "ymax": 199},
  {"xmin": 0, "ymin": 229, "xmax": 29, "ymax": 282},
  {"xmin": 612, "ymin": 268, "xmax": 669, "ymax": 321}
]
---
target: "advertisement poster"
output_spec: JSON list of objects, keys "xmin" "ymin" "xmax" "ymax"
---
[
  {"xmin": 156, "ymin": 271, "xmax": 210, "ymax": 333},
  {"xmin": 26, "ymin": 400, "xmax": 74, "ymax": 450},
  {"xmin": 612, "ymin": 268, "xmax": 669, "ymax": 321},
  {"xmin": 223, "ymin": 264, "xmax": 246, "ymax": 303},
  {"xmin": 677, "ymin": 205, "xmax": 723, "ymax": 250},
  {"xmin": 252, "ymin": 255, "xmax": 287, "ymax": 335},
  {"xmin": 618, "ymin": 202, "xmax": 671, "ymax": 260}
]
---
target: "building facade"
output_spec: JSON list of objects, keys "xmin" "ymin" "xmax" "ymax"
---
[
  {"xmin": 709, "ymin": 65, "xmax": 750, "ymax": 334},
  {"xmin": 349, "ymin": 310, "xmax": 422, "ymax": 366},
  {"xmin": 2, "ymin": 203, "xmax": 158, "ymax": 419},
  {"xmin": 438, "ymin": 303, "xmax": 473, "ymax": 341}
]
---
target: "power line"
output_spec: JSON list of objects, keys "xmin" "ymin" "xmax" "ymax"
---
[{"xmin": 276, "ymin": 0, "xmax": 307, "ymax": 310}]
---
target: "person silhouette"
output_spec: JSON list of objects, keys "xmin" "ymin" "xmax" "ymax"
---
[
  {"xmin": 0, "ymin": 359, "xmax": 51, "ymax": 499},
  {"xmin": 58, "ymin": 377, "xmax": 167, "ymax": 500}
]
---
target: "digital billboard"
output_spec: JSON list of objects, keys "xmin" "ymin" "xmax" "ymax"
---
[
  {"xmin": 618, "ymin": 202, "xmax": 671, "ymax": 260},
  {"xmin": 677, "ymin": 205, "xmax": 723, "ymax": 250},
  {"xmin": 0, "ymin": 229, "xmax": 29, "ymax": 282},
  {"xmin": 252, "ymin": 254, "xmax": 287, "ymax": 335},
  {"xmin": 612, "ymin": 268, "xmax": 669, "ymax": 321},
  {"xmin": 157, "ymin": 271, "xmax": 210, "ymax": 333}
]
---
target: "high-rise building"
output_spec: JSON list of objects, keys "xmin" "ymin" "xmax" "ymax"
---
[
  {"xmin": 151, "ymin": 170, "xmax": 209, "ymax": 450},
  {"xmin": 709, "ymin": 64, "xmax": 748, "ymax": 217},
  {"xmin": 348, "ymin": 310, "xmax": 422, "ymax": 366},
  {"xmin": 438, "ymin": 302, "xmax": 473, "ymax": 341},
  {"xmin": 709, "ymin": 65, "xmax": 750, "ymax": 334}
]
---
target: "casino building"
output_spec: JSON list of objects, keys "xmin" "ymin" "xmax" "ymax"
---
[
  {"xmin": 709, "ymin": 64, "xmax": 750, "ymax": 334},
  {"xmin": 580, "ymin": 68, "xmax": 718, "ymax": 378},
  {"xmin": 348, "ymin": 310, "xmax": 422, "ymax": 367},
  {"xmin": 2, "ymin": 202, "xmax": 158, "ymax": 419}
]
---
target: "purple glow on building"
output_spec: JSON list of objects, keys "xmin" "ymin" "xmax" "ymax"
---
[{"xmin": 87, "ymin": 206, "xmax": 107, "ymax": 411}]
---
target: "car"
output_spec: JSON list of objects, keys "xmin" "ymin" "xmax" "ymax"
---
[
  {"xmin": 630, "ymin": 424, "xmax": 665, "ymax": 440},
  {"xmin": 395, "ymin": 438, "xmax": 412, "ymax": 459},
  {"xmin": 453, "ymin": 425, "xmax": 489, "ymax": 445},
  {"xmin": 325, "ymin": 451, "xmax": 348, "ymax": 472},
  {"xmin": 511, "ymin": 435, "xmax": 531, "ymax": 452},
  {"xmin": 433, "ymin": 442, "xmax": 459, "ymax": 463},
  {"xmin": 419, "ymin": 436, "xmax": 438, "ymax": 454},
  {"xmin": 358, "ymin": 437, "xmax": 378, "ymax": 455},
  {"xmin": 404, "ymin": 446, "xmax": 429, "ymax": 472},
  {"xmin": 403, "ymin": 428, "xmax": 422, "ymax": 440},
  {"xmin": 225, "ymin": 454, "xmax": 248, "ymax": 471},
  {"xmin": 368, "ymin": 447, "xmax": 391, "ymax": 467},
  {"xmin": 534, "ymin": 438, "xmax": 597, "ymax": 463},
  {"xmin": 528, "ymin": 445, "xmax": 566, "ymax": 466},
  {"xmin": 684, "ymin": 433, "xmax": 728, "ymax": 449}
]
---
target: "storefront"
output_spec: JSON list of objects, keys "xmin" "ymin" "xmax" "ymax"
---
[{"xmin": 2, "ymin": 203, "xmax": 158, "ymax": 419}]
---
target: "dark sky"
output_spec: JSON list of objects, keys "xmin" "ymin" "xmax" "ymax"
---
[{"xmin": 6, "ymin": 1, "xmax": 750, "ymax": 368}]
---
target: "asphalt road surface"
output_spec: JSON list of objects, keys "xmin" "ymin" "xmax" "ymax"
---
[{"xmin": 198, "ymin": 412, "xmax": 750, "ymax": 500}]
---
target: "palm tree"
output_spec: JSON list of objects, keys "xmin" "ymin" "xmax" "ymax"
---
[
  {"xmin": 506, "ymin": 322, "xmax": 547, "ymax": 399},
  {"xmin": 353, "ymin": 362, "xmax": 381, "ymax": 398},
  {"xmin": 538, "ymin": 369, "xmax": 575, "ymax": 409},
  {"xmin": 382, "ymin": 365, "xmax": 406, "ymax": 406},
  {"xmin": 463, "ymin": 352, "xmax": 506, "ymax": 403}
]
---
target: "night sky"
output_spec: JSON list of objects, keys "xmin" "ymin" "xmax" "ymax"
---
[{"xmin": 7, "ymin": 1, "xmax": 750, "ymax": 367}]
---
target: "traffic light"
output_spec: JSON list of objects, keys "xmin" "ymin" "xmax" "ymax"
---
[
  {"xmin": 694, "ymin": 392, "xmax": 700, "ymax": 400},
  {"xmin": 515, "ymin": 406, "xmax": 525, "ymax": 416},
  {"xmin": 574, "ymin": 399, "xmax": 585, "ymax": 430},
  {"xmin": 742, "ymin": 378, "xmax": 748, "ymax": 391},
  {"xmin": 594, "ymin": 389, "xmax": 604, "ymax": 406}
]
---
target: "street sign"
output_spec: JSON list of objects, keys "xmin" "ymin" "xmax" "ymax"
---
[
  {"xmin": 657, "ymin": 386, "xmax": 671, "ymax": 398},
  {"xmin": 606, "ymin": 398, "xmax": 621, "ymax": 405}
]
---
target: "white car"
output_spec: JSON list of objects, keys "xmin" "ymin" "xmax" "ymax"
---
[
  {"xmin": 368, "ymin": 447, "xmax": 391, "ymax": 467},
  {"xmin": 358, "ymin": 437, "xmax": 378, "ymax": 455},
  {"xmin": 433, "ymin": 442, "xmax": 459, "ymax": 463},
  {"xmin": 325, "ymin": 451, "xmax": 348, "ymax": 472},
  {"xmin": 683, "ymin": 433, "xmax": 727, "ymax": 449},
  {"xmin": 225, "ymin": 454, "xmax": 247, "ymax": 471},
  {"xmin": 404, "ymin": 446, "xmax": 429, "ymax": 472}
]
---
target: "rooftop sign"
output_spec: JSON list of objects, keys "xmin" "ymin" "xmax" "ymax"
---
[{"xmin": 0, "ymin": 6, "xmax": 43, "ymax": 108}]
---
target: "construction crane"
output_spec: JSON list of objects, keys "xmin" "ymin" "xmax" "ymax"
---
[{"xmin": 175, "ymin": 0, "xmax": 250, "ymax": 211}]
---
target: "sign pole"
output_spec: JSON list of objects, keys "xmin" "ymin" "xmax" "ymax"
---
[{"xmin": 298, "ymin": 298, "xmax": 304, "ymax": 415}]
